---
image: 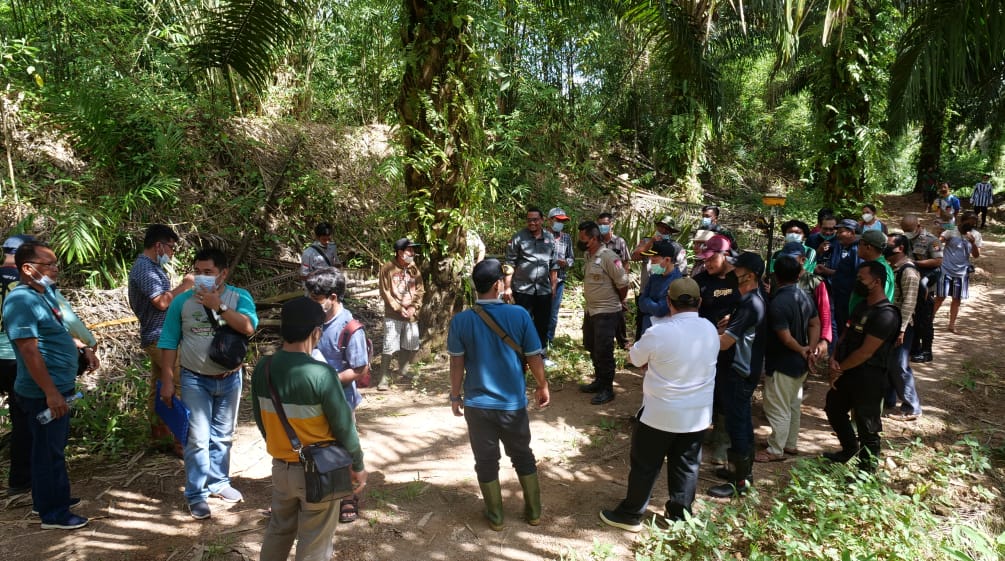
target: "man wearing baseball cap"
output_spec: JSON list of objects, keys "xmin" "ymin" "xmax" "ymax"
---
[
  {"xmin": 631, "ymin": 215, "xmax": 686, "ymax": 340},
  {"xmin": 546, "ymin": 208, "xmax": 574, "ymax": 349},
  {"xmin": 848, "ymin": 229, "xmax": 895, "ymax": 313},
  {"xmin": 376, "ymin": 238, "xmax": 424, "ymax": 390},
  {"xmin": 636, "ymin": 241, "xmax": 682, "ymax": 334},
  {"xmin": 816, "ymin": 219, "xmax": 862, "ymax": 338}
]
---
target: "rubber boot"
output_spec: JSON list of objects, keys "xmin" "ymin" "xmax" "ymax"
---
[
  {"xmin": 707, "ymin": 452, "xmax": 752, "ymax": 498},
  {"xmin": 478, "ymin": 480, "xmax": 504, "ymax": 531},
  {"xmin": 518, "ymin": 473, "xmax": 541, "ymax": 526},
  {"xmin": 398, "ymin": 350, "xmax": 415, "ymax": 380},
  {"xmin": 375, "ymin": 353, "xmax": 392, "ymax": 391}
]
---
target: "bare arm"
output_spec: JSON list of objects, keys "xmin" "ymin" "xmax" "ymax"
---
[
  {"xmin": 449, "ymin": 355, "xmax": 465, "ymax": 417},
  {"xmin": 525, "ymin": 354, "xmax": 550, "ymax": 408}
]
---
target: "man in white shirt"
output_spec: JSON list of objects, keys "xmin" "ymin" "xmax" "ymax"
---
[{"xmin": 598, "ymin": 278, "xmax": 720, "ymax": 531}]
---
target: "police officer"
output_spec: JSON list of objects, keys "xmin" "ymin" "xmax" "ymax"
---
[{"xmin": 900, "ymin": 214, "xmax": 941, "ymax": 362}]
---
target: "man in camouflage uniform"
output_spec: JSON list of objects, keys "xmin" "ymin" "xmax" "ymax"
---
[{"xmin": 900, "ymin": 214, "xmax": 942, "ymax": 363}]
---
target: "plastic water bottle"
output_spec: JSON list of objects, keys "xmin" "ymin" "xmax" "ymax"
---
[{"xmin": 36, "ymin": 392, "xmax": 84, "ymax": 424}]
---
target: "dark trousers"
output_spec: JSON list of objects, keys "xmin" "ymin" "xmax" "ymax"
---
[
  {"xmin": 834, "ymin": 293, "xmax": 851, "ymax": 340},
  {"xmin": 886, "ymin": 325, "xmax": 922, "ymax": 415},
  {"xmin": 583, "ymin": 311, "xmax": 619, "ymax": 389},
  {"xmin": 974, "ymin": 205, "xmax": 989, "ymax": 227},
  {"xmin": 614, "ymin": 418, "xmax": 704, "ymax": 522},
  {"xmin": 0, "ymin": 359, "xmax": 31, "ymax": 490},
  {"xmin": 714, "ymin": 370, "xmax": 758, "ymax": 456},
  {"xmin": 824, "ymin": 370, "xmax": 884, "ymax": 460},
  {"xmin": 15, "ymin": 392, "xmax": 74, "ymax": 523},
  {"xmin": 514, "ymin": 292, "xmax": 552, "ymax": 353},
  {"xmin": 911, "ymin": 296, "xmax": 935, "ymax": 355},
  {"xmin": 464, "ymin": 406, "xmax": 536, "ymax": 483},
  {"xmin": 615, "ymin": 310, "xmax": 629, "ymax": 348}
]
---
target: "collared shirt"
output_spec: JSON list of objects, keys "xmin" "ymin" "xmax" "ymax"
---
[
  {"xmin": 379, "ymin": 260, "xmax": 424, "ymax": 322},
  {"xmin": 600, "ymin": 235, "xmax": 631, "ymax": 265},
  {"xmin": 0, "ymin": 265, "xmax": 21, "ymax": 361},
  {"xmin": 582, "ymin": 247, "xmax": 629, "ymax": 315},
  {"xmin": 128, "ymin": 254, "xmax": 172, "ymax": 347},
  {"xmin": 300, "ymin": 242, "xmax": 341, "ymax": 277},
  {"xmin": 907, "ymin": 230, "xmax": 942, "ymax": 269},
  {"xmin": 157, "ymin": 285, "xmax": 259, "ymax": 375},
  {"xmin": 891, "ymin": 259, "xmax": 920, "ymax": 330},
  {"xmin": 505, "ymin": 228, "xmax": 558, "ymax": 295},
  {"xmin": 629, "ymin": 311, "xmax": 719, "ymax": 433},
  {"xmin": 551, "ymin": 231, "xmax": 575, "ymax": 281},
  {"xmin": 312, "ymin": 307, "xmax": 368, "ymax": 409}
]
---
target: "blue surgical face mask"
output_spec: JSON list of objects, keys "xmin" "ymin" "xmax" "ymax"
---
[
  {"xmin": 598, "ymin": 224, "xmax": 611, "ymax": 235},
  {"xmin": 784, "ymin": 232, "xmax": 803, "ymax": 244},
  {"xmin": 650, "ymin": 263, "xmax": 666, "ymax": 276},
  {"xmin": 157, "ymin": 253, "xmax": 171, "ymax": 267},
  {"xmin": 194, "ymin": 274, "xmax": 217, "ymax": 292},
  {"xmin": 552, "ymin": 222, "xmax": 565, "ymax": 233},
  {"xmin": 30, "ymin": 266, "xmax": 56, "ymax": 290},
  {"xmin": 822, "ymin": 234, "xmax": 836, "ymax": 241},
  {"xmin": 701, "ymin": 217, "xmax": 712, "ymax": 228}
]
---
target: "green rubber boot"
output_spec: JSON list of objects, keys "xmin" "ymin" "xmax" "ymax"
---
[
  {"xmin": 478, "ymin": 480, "xmax": 504, "ymax": 531},
  {"xmin": 518, "ymin": 473, "xmax": 541, "ymax": 526},
  {"xmin": 375, "ymin": 353, "xmax": 392, "ymax": 391}
]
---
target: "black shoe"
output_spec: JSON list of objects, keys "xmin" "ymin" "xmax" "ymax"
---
[
  {"xmin": 714, "ymin": 467, "xmax": 734, "ymax": 480},
  {"xmin": 590, "ymin": 388, "xmax": 615, "ymax": 405},
  {"xmin": 923, "ymin": 352, "xmax": 933, "ymax": 363},
  {"xmin": 707, "ymin": 479, "xmax": 750, "ymax": 498},
  {"xmin": 821, "ymin": 450, "xmax": 855, "ymax": 463},
  {"xmin": 598, "ymin": 509, "xmax": 643, "ymax": 532},
  {"xmin": 579, "ymin": 380, "xmax": 603, "ymax": 393},
  {"xmin": 910, "ymin": 353, "xmax": 926, "ymax": 363}
]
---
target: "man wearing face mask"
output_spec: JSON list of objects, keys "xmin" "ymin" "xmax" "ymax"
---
[
  {"xmin": 769, "ymin": 219, "xmax": 817, "ymax": 276},
  {"xmin": 577, "ymin": 221, "xmax": 629, "ymax": 405},
  {"xmin": 816, "ymin": 219, "xmax": 862, "ymax": 338},
  {"xmin": 883, "ymin": 234, "xmax": 923, "ymax": 421},
  {"xmin": 901, "ymin": 214, "xmax": 941, "ymax": 363},
  {"xmin": 4, "ymin": 241, "xmax": 99, "ymax": 529},
  {"xmin": 546, "ymin": 208, "xmax": 574, "ymax": 347},
  {"xmin": 697, "ymin": 205, "xmax": 737, "ymax": 249},
  {"xmin": 934, "ymin": 220, "xmax": 980, "ymax": 333},
  {"xmin": 636, "ymin": 241, "xmax": 682, "ymax": 334},
  {"xmin": 0, "ymin": 235, "xmax": 33, "ymax": 497},
  {"xmin": 824, "ymin": 261, "xmax": 900, "ymax": 471},
  {"xmin": 158, "ymin": 247, "xmax": 259, "ymax": 520},
  {"xmin": 128, "ymin": 224, "xmax": 195, "ymax": 456},
  {"xmin": 596, "ymin": 212, "xmax": 631, "ymax": 350},
  {"xmin": 377, "ymin": 238, "xmax": 424, "ymax": 390},
  {"xmin": 848, "ymin": 230, "xmax": 896, "ymax": 314},
  {"xmin": 504, "ymin": 207, "xmax": 559, "ymax": 362},
  {"xmin": 299, "ymin": 223, "xmax": 342, "ymax": 279},
  {"xmin": 632, "ymin": 216, "xmax": 685, "ymax": 340}
]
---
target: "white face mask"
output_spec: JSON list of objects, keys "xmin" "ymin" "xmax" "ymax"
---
[
  {"xmin": 701, "ymin": 217, "xmax": 712, "ymax": 228},
  {"xmin": 29, "ymin": 266, "xmax": 55, "ymax": 289},
  {"xmin": 784, "ymin": 232, "xmax": 803, "ymax": 244},
  {"xmin": 862, "ymin": 213, "xmax": 874, "ymax": 223},
  {"xmin": 157, "ymin": 253, "xmax": 171, "ymax": 267},
  {"xmin": 194, "ymin": 274, "xmax": 217, "ymax": 292},
  {"xmin": 403, "ymin": 254, "xmax": 414, "ymax": 264}
]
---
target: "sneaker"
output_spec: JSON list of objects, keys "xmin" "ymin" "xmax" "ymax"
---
[
  {"xmin": 821, "ymin": 450, "xmax": 855, "ymax": 463},
  {"xmin": 189, "ymin": 501, "xmax": 211, "ymax": 520},
  {"xmin": 32, "ymin": 497, "xmax": 81, "ymax": 516},
  {"xmin": 210, "ymin": 487, "xmax": 243, "ymax": 503},
  {"xmin": 590, "ymin": 388, "xmax": 615, "ymax": 405},
  {"xmin": 542, "ymin": 358, "xmax": 557, "ymax": 369},
  {"xmin": 599, "ymin": 509, "xmax": 643, "ymax": 533},
  {"xmin": 40, "ymin": 514, "xmax": 88, "ymax": 530}
]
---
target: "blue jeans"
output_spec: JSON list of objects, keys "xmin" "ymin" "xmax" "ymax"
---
[
  {"xmin": 15, "ymin": 391, "xmax": 74, "ymax": 523},
  {"xmin": 547, "ymin": 280, "xmax": 566, "ymax": 343},
  {"xmin": 886, "ymin": 325, "xmax": 922, "ymax": 415},
  {"xmin": 180, "ymin": 368, "xmax": 241, "ymax": 505}
]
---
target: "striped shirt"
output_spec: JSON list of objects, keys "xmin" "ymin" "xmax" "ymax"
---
[{"xmin": 971, "ymin": 182, "xmax": 994, "ymax": 207}]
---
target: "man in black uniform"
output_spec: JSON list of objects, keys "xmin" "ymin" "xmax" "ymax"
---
[{"xmin": 824, "ymin": 261, "xmax": 900, "ymax": 471}]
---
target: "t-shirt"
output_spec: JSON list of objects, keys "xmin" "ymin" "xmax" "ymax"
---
[
  {"xmin": 767, "ymin": 284, "xmax": 818, "ymax": 377},
  {"xmin": 128, "ymin": 254, "xmax": 172, "ymax": 347},
  {"xmin": 582, "ymin": 247, "xmax": 629, "ymax": 316},
  {"xmin": 250, "ymin": 349, "xmax": 363, "ymax": 469},
  {"xmin": 723, "ymin": 289, "xmax": 766, "ymax": 379},
  {"xmin": 837, "ymin": 299, "xmax": 900, "ymax": 375},
  {"xmin": 939, "ymin": 230, "xmax": 972, "ymax": 277},
  {"xmin": 3, "ymin": 284, "xmax": 79, "ymax": 398},
  {"xmin": 936, "ymin": 195, "xmax": 961, "ymax": 224},
  {"xmin": 157, "ymin": 286, "xmax": 259, "ymax": 375},
  {"xmin": 312, "ymin": 307, "xmax": 368, "ymax": 410},
  {"xmin": 695, "ymin": 269, "xmax": 739, "ymax": 326},
  {"xmin": 0, "ymin": 265, "xmax": 21, "ymax": 361},
  {"xmin": 300, "ymin": 242, "xmax": 341, "ymax": 276},
  {"xmin": 446, "ymin": 300, "xmax": 542, "ymax": 411}
]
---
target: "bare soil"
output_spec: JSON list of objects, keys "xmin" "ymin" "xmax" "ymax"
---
[{"xmin": 1, "ymin": 194, "xmax": 1002, "ymax": 561}]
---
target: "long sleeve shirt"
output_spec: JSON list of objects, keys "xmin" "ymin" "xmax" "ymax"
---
[{"xmin": 379, "ymin": 260, "xmax": 424, "ymax": 322}]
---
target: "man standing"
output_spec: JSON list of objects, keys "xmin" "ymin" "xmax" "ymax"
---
[
  {"xmin": 252, "ymin": 297, "xmax": 366, "ymax": 561},
  {"xmin": 596, "ymin": 212, "xmax": 631, "ymax": 349},
  {"xmin": 884, "ymin": 234, "xmax": 923, "ymax": 420},
  {"xmin": 970, "ymin": 173, "xmax": 994, "ymax": 228},
  {"xmin": 577, "ymin": 221, "xmax": 629, "ymax": 405},
  {"xmin": 631, "ymin": 216, "xmax": 685, "ymax": 339},
  {"xmin": 816, "ymin": 219, "xmax": 861, "ymax": 338},
  {"xmin": 599, "ymin": 278, "xmax": 719, "ymax": 531},
  {"xmin": 707, "ymin": 252, "xmax": 766, "ymax": 499},
  {"xmin": 636, "ymin": 241, "xmax": 681, "ymax": 334},
  {"xmin": 127, "ymin": 224, "xmax": 194, "ymax": 455},
  {"xmin": 4, "ymin": 241, "xmax": 98, "ymax": 529},
  {"xmin": 504, "ymin": 207, "xmax": 558, "ymax": 360},
  {"xmin": 758, "ymin": 256, "xmax": 820, "ymax": 463},
  {"xmin": 376, "ymin": 238, "xmax": 424, "ymax": 390},
  {"xmin": 901, "ymin": 214, "xmax": 942, "ymax": 363},
  {"xmin": 824, "ymin": 262, "xmax": 900, "ymax": 470},
  {"xmin": 0, "ymin": 235, "xmax": 31, "ymax": 496},
  {"xmin": 305, "ymin": 267, "xmax": 369, "ymax": 523},
  {"xmin": 849, "ymin": 229, "xmax": 896, "ymax": 312},
  {"xmin": 546, "ymin": 208, "xmax": 574, "ymax": 346},
  {"xmin": 300, "ymin": 222, "xmax": 342, "ymax": 279},
  {"xmin": 936, "ymin": 183, "xmax": 961, "ymax": 229},
  {"xmin": 934, "ymin": 221, "xmax": 979, "ymax": 333},
  {"xmin": 448, "ymin": 259, "xmax": 550, "ymax": 531},
  {"xmin": 158, "ymin": 247, "xmax": 258, "ymax": 519},
  {"xmin": 697, "ymin": 205, "xmax": 737, "ymax": 248}
]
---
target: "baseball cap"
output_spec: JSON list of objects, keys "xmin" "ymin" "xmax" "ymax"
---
[
  {"xmin": 548, "ymin": 207, "xmax": 569, "ymax": 220},
  {"xmin": 668, "ymin": 277, "xmax": 701, "ymax": 306},
  {"xmin": 280, "ymin": 296, "xmax": 326, "ymax": 342},
  {"xmin": 393, "ymin": 238, "xmax": 421, "ymax": 252},
  {"xmin": 836, "ymin": 218, "xmax": 859, "ymax": 231},
  {"xmin": 779, "ymin": 241, "xmax": 806, "ymax": 259},
  {"xmin": 641, "ymin": 240, "xmax": 677, "ymax": 257},
  {"xmin": 733, "ymin": 251, "xmax": 765, "ymax": 277},
  {"xmin": 472, "ymin": 258, "xmax": 505, "ymax": 293},
  {"xmin": 655, "ymin": 215, "xmax": 680, "ymax": 232},
  {"xmin": 3, "ymin": 234, "xmax": 35, "ymax": 254},
  {"xmin": 860, "ymin": 229, "xmax": 887, "ymax": 250},
  {"xmin": 697, "ymin": 234, "xmax": 732, "ymax": 260},
  {"xmin": 692, "ymin": 229, "xmax": 715, "ymax": 243}
]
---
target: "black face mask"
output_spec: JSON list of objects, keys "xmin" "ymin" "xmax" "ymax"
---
[
  {"xmin": 959, "ymin": 224, "xmax": 974, "ymax": 235},
  {"xmin": 576, "ymin": 240, "xmax": 589, "ymax": 252},
  {"xmin": 854, "ymin": 280, "xmax": 871, "ymax": 296},
  {"xmin": 882, "ymin": 246, "xmax": 896, "ymax": 259}
]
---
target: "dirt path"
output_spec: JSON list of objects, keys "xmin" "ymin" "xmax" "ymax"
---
[{"xmin": 1, "ymin": 193, "xmax": 1002, "ymax": 560}]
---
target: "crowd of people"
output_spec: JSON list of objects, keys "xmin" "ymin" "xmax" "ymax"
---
[{"xmin": 0, "ymin": 175, "xmax": 994, "ymax": 553}]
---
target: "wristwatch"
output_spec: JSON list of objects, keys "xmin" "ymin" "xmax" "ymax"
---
[
  {"xmin": 449, "ymin": 395, "xmax": 463, "ymax": 403},
  {"xmin": 217, "ymin": 303, "xmax": 229, "ymax": 313}
]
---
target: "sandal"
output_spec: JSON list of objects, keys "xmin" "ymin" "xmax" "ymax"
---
[
  {"xmin": 754, "ymin": 450, "xmax": 786, "ymax": 463},
  {"xmin": 783, "ymin": 448, "xmax": 800, "ymax": 456},
  {"xmin": 339, "ymin": 496, "xmax": 359, "ymax": 523}
]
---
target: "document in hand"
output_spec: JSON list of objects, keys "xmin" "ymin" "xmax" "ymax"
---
[{"xmin": 155, "ymin": 380, "xmax": 191, "ymax": 446}]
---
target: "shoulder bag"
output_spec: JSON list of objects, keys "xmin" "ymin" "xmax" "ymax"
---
[{"xmin": 203, "ymin": 303, "xmax": 249, "ymax": 370}]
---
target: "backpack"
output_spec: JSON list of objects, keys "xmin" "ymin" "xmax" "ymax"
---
[
  {"xmin": 862, "ymin": 301, "xmax": 902, "ymax": 390},
  {"xmin": 894, "ymin": 262, "xmax": 928, "ymax": 321},
  {"xmin": 338, "ymin": 319, "xmax": 372, "ymax": 388}
]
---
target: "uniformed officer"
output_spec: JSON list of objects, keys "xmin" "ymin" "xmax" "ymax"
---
[{"xmin": 900, "ymin": 214, "xmax": 942, "ymax": 362}]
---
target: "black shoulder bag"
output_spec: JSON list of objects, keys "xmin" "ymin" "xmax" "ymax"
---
[
  {"xmin": 264, "ymin": 356, "xmax": 355, "ymax": 503},
  {"xmin": 203, "ymin": 304, "xmax": 250, "ymax": 370}
]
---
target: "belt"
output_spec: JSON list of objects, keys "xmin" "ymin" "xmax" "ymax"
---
[
  {"xmin": 273, "ymin": 458, "xmax": 301, "ymax": 466},
  {"xmin": 188, "ymin": 368, "xmax": 240, "ymax": 379}
]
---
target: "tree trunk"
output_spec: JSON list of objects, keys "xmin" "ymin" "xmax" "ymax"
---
[
  {"xmin": 398, "ymin": 0, "xmax": 481, "ymax": 348},
  {"xmin": 914, "ymin": 107, "xmax": 945, "ymax": 192}
]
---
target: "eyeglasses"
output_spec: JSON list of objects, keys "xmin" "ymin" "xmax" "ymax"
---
[{"xmin": 28, "ymin": 261, "xmax": 59, "ymax": 270}]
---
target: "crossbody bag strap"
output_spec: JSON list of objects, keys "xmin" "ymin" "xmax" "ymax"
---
[
  {"xmin": 312, "ymin": 245, "xmax": 333, "ymax": 267},
  {"xmin": 263, "ymin": 356, "xmax": 304, "ymax": 452},
  {"xmin": 203, "ymin": 305, "xmax": 222, "ymax": 331},
  {"xmin": 471, "ymin": 304, "xmax": 522, "ymax": 355}
]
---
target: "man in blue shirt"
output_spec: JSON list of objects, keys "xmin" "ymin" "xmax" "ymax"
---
[
  {"xmin": 4, "ymin": 242, "xmax": 98, "ymax": 530},
  {"xmin": 817, "ymin": 219, "xmax": 862, "ymax": 338},
  {"xmin": 448, "ymin": 259, "xmax": 550, "ymax": 531}
]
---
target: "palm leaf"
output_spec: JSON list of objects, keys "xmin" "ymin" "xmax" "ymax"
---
[{"xmin": 188, "ymin": 0, "xmax": 309, "ymax": 92}]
